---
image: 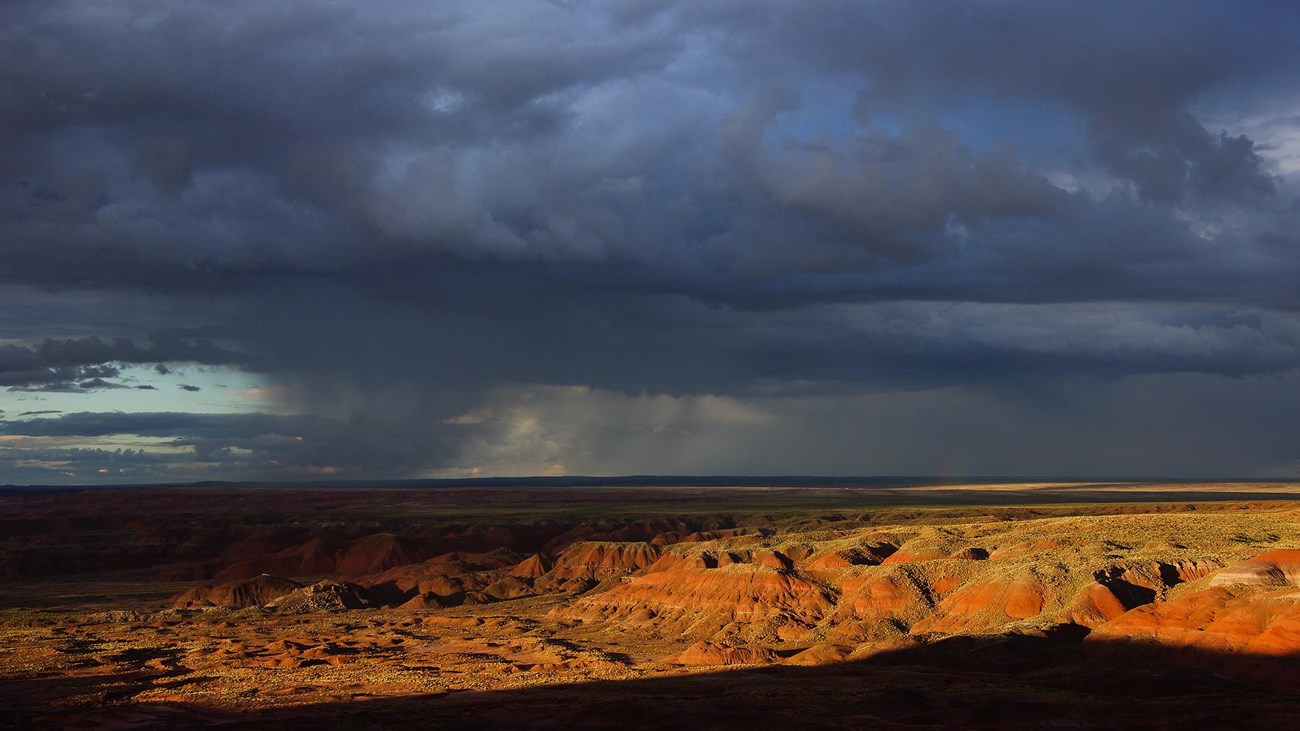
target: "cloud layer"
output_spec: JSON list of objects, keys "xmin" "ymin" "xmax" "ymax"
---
[{"xmin": 1, "ymin": 1, "xmax": 1298, "ymax": 481}]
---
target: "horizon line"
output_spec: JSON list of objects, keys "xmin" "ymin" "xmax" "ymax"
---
[{"xmin": 4, "ymin": 473, "xmax": 1300, "ymax": 491}]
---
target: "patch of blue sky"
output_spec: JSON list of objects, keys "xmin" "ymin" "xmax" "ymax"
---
[
  {"xmin": 764, "ymin": 76, "xmax": 880, "ymax": 145},
  {"xmin": 759, "ymin": 78, "xmax": 1079, "ymax": 177},
  {"xmin": 938, "ymin": 97, "xmax": 1083, "ymax": 166},
  {"xmin": 0, "ymin": 365, "xmax": 269, "ymax": 419}
]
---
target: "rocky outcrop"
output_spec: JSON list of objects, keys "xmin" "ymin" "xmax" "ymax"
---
[{"xmin": 265, "ymin": 579, "xmax": 371, "ymax": 612}]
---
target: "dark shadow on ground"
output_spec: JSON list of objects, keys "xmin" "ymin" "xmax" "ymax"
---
[{"xmin": 8, "ymin": 635, "xmax": 1300, "ymax": 730}]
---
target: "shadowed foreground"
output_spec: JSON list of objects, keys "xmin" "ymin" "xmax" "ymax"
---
[{"xmin": 9, "ymin": 637, "xmax": 1300, "ymax": 730}]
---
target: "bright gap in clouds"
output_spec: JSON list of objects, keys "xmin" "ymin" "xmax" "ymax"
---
[{"xmin": 0, "ymin": 366, "xmax": 270, "ymax": 419}]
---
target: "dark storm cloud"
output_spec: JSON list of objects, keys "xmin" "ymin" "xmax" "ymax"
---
[
  {"xmin": 727, "ymin": 2, "xmax": 1291, "ymax": 204},
  {"xmin": 75, "ymin": 378, "xmax": 129, "ymax": 391},
  {"xmin": 3, "ymin": 1, "xmax": 1296, "ymax": 302},
  {"xmin": 3, "ymin": 363, "xmax": 118, "ymax": 391},
  {"xmin": 0, "ymin": 411, "xmax": 317, "ymax": 438},
  {"xmin": 1, "ymin": 1, "xmax": 1299, "ymax": 479}
]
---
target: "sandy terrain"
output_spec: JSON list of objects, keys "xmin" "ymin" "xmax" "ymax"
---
[{"xmin": 2, "ymin": 481, "xmax": 1300, "ymax": 729}]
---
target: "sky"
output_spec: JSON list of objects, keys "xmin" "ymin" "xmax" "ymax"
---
[{"xmin": 2, "ymin": 0, "xmax": 1300, "ymax": 484}]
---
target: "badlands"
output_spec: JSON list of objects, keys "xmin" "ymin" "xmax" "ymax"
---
[{"xmin": 2, "ymin": 481, "xmax": 1300, "ymax": 729}]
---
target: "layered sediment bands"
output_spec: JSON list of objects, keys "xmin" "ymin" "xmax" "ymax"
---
[
  {"xmin": 1209, "ymin": 548, "xmax": 1300, "ymax": 588},
  {"xmin": 1065, "ymin": 583, "xmax": 1130, "ymax": 627},
  {"xmin": 821, "ymin": 564, "xmax": 963, "ymax": 641},
  {"xmin": 1090, "ymin": 550, "xmax": 1300, "ymax": 657},
  {"xmin": 552, "ymin": 563, "xmax": 838, "ymax": 642},
  {"xmin": 1090, "ymin": 585, "xmax": 1300, "ymax": 658},
  {"xmin": 912, "ymin": 577, "xmax": 1051, "ymax": 634},
  {"xmin": 534, "ymin": 541, "xmax": 661, "ymax": 593},
  {"xmin": 156, "ymin": 510, "xmax": 1300, "ymax": 656}
]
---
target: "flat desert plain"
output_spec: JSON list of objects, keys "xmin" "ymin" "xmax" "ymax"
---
[{"xmin": 3, "ymin": 481, "xmax": 1300, "ymax": 729}]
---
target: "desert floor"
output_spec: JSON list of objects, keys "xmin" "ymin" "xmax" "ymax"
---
[{"xmin": 3, "ymin": 481, "xmax": 1300, "ymax": 729}]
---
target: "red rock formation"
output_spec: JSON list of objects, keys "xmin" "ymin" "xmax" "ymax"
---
[
  {"xmin": 509, "ymin": 553, "xmax": 554, "ymax": 579},
  {"xmin": 1092, "ymin": 550, "xmax": 1300, "ymax": 657},
  {"xmin": 836, "ymin": 572, "xmax": 926, "ymax": 623},
  {"xmin": 1210, "ymin": 549, "xmax": 1300, "ymax": 588},
  {"xmin": 335, "ymin": 533, "xmax": 430, "ymax": 575},
  {"xmin": 213, "ymin": 537, "xmax": 336, "ymax": 581},
  {"xmin": 1064, "ymin": 583, "xmax": 1130, "ymax": 627},
  {"xmin": 752, "ymin": 550, "xmax": 793, "ymax": 571},
  {"xmin": 822, "ymin": 564, "xmax": 964, "ymax": 641},
  {"xmin": 535, "ymin": 541, "xmax": 660, "ymax": 592},
  {"xmin": 786, "ymin": 643, "xmax": 854, "ymax": 665},
  {"xmin": 554, "ymin": 564, "xmax": 837, "ymax": 641},
  {"xmin": 1161, "ymin": 558, "xmax": 1220, "ymax": 584},
  {"xmin": 170, "ymin": 574, "xmax": 301, "ymax": 609},
  {"xmin": 367, "ymin": 561, "xmax": 487, "ymax": 594},
  {"xmin": 643, "ymin": 552, "xmax": 714, "ymax": 573},
  {"xmin": 911, "ymin": 577, "xmax": 1048, "ymax": 634},
  {"xmin": 1090, "ymin": 585, "xmax": 1300, "ymax": 656}
]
